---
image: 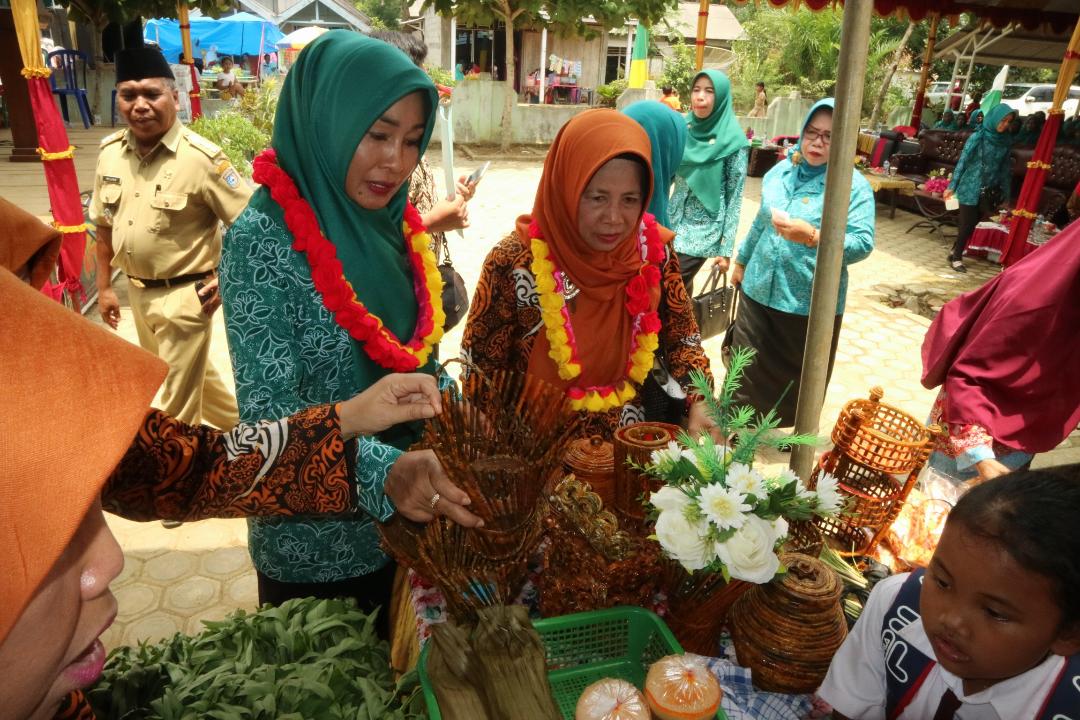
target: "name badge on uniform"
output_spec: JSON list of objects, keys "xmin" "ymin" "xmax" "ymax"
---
[
  {"xmin": 103, "ymin": 176, "xmax": 121, "ymax": 184},
  {"xmin": 217, "ymin": 161, "xmax": 241, "ymax": 189}
]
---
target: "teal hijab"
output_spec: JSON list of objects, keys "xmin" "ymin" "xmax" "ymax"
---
[
  {"xmin": 791, "ymin": 98, "xmax": 832, "ymax": 186},
  {"xmin": 976, "ymin": 104, "xmax": 1016, "ymax": 150},
  {"xmin": 966, "ymin": 108, "xmax": 984, "ymax": 130},
  {"xmin": 623, "ymin": 101, "xmax": 687, "ymax": 227},
  {"xmin": 248, "ymin": 31, "xmax": 439, "ymax": 394},
  {"xmin": 677, "ymin": 69, "xmax": 749, "ymax": 213}
]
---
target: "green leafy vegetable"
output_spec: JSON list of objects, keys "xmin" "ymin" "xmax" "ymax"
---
[{"xmin": 88, "ymin": 597, "xmax": 425, "ymax": 720}]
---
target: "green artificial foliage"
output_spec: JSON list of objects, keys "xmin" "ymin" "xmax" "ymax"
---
[{"xmin": 87, "ymin": 598, "xmax": 425, "ymax": 720}]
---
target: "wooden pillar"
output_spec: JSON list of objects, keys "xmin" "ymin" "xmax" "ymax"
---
[
  {"xmin": 910, "ymin": 13, "xmax": 939, "ymax": 130},
  {"xmin": 0, "ymin": 9, "xmax": 40, "ymax": 162},
  {"xmin": 695, "ymin": 0, "xmax": 709, "ymax": 70}
]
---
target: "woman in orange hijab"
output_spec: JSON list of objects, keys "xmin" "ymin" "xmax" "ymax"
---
[{"xmin": 462, "ymin": 109, "xmax": 714, "ymax": 439}]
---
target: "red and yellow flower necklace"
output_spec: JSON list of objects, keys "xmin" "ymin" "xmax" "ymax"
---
[
  {"xmin": 529, "ymin": 214, "xmax": 665, "ymax": 413},
  {"xmin": 253, "ymin": 149, "xmax": 444, "ymax": 372}
]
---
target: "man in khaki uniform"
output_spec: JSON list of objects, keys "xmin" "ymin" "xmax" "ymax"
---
[{"xmin": 92, "ymin": 47, "xmax": 251, "ymax": 430}]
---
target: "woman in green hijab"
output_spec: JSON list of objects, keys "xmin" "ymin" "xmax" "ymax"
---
[
  {"xmin": 669, "ymin": 69, "xmax": 749, "ymax": 294},
  {"xmin": 220, "ymin": 31, "xmax": 480, "ymax": 635},
  {"xmin": 943, "ymin": 103, "xmax": 1016, "ymax": 272}
]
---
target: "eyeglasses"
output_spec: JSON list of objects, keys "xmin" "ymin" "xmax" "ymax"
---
[{"xmin": 803, "ymin": 127, "xmax": 832, "ymax": 146}]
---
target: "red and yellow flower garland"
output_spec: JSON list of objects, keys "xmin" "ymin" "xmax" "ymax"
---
[
  {"xmin": 252, "ymin": 149, "xmax": 444, "ymax": 372},
  {"xmin": 529, "ymin": 215, "xmax": 665, "ymax": 413}
]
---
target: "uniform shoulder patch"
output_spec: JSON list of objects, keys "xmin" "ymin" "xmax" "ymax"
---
[
  {"xmin": 100, "ymin": 130, "xmax": 126, "ymax": 147},
  {"xmin": 185, "ymin": 129, "xmax": 224, "ymax": 159},
  {"xmin": 216, "ymin": 160, "xmax": 243, "ymax": 189}
]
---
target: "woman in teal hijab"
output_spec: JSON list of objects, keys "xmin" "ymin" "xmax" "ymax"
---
[
  {"xmin": 933, "ymin": 110, "xmax": 959, "ymax": 131},
  {"xmin": 220, "ymin": 31, "xmax": 479, "ymax": 633},
  {"xmin": 728, "ymin": 99, "xmax": 875, "ymax": 425},
  {"xmin": 622, "ymin": 100, "xmax": 687, "ymax": 227},
  {"xmin": 669, "ymin": 69, "xmax": 749, "ymax": 294},
  {"xmin": 944, "ymin": 103, "xmax": 1016, "ymax": 272}
]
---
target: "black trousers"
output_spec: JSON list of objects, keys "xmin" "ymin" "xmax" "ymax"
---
[
  {"xmin": 256, "ymin": 560, "xmax": 397, "ymax": 641},
  {"xmin": 950, "ymin": 203, "xmax": 982, "ymax": 260},
  {"xmin": 677, "ymin": 251, "xmax": 708, "ymax": 296}
]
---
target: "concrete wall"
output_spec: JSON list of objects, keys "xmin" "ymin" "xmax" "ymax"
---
[
  {"xmin": 431, "ymin": 79, "xmax": 587, "ymax": 145},
  {"xmin": 737, "ymin": 93, "xmax": 814, "ymax": 140}
]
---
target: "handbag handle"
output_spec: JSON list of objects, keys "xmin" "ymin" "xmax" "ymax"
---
[
  {"xmin": 439, "ymin": 233, "xmax": 454, "ymax": 267},
  {"xmin": 697, "ymin": 261, "xmax": 727, "ymax": 297}
]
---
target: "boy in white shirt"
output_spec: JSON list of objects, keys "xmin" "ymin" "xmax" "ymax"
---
[{"xmin": 818, "ymin": 466, "xmax": 1080, "ymax": 719}]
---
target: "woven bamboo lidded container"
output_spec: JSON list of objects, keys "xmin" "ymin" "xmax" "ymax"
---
[
  {"xmin": 563, "ymin": 435, "xmax": 615, "ymax": 508},
  {"xmin": 613, "ymin": 422, "xmax": 682, "ymax": 528},
  {"xmin": 729, "ymin": 553, "xmax": 847, "ymax": 693},
  {"xmin": 831, "ymin": 386, "xmax": 932, "ymax": 475}
]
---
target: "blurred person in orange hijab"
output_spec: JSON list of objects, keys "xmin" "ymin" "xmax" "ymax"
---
[{"xmin": 0, "ymin": 202, "xmax": 445, "ymax": 718}]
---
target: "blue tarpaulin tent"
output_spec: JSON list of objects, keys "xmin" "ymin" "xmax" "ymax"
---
[{"xmin": 145, "ymin": 12, "xmax": 284, "ymax": 63}]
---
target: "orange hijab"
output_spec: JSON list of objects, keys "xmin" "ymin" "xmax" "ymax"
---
[
  {"xmin": 518, "ymin": 109, "xmax": 672, "ymax": 391},
  {"xmin": 0, "ymin": 196, "xmax": 61, "ymax": 290}
]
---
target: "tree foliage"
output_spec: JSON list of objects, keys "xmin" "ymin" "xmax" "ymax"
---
[
  {"xmin": 355, "ymin": 0, "xmax": 404, "ymax": 29},
  {"xmin": 728, "ymin": 4, "xmax": 916, "ymax": 119},
  {"xmin": 660, "ymin": 34, "xmax": 695, "ymax": 105}
]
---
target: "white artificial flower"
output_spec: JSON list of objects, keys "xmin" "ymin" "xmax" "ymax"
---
[
  {"xmin": 772, "ymin": 516, "xmax": 789, "ymax": 543},
  {"xmin": 716, "ymin": 515, "xmax": 783, "ymax": 584},
  {"xmin": 650, "ymin": 485, "xmax": 693, "ymax": 515},
  {"xmin": 726, "ymin": 462, "xmax": 765, "ymax": 498},
  {"xmin": 655, "ymin": 509, "xmax": 714, "ymax": 572},
  {"xmin": 650, "ymin": 440, "xmax": 684, "ymax": 469},
  {"xmin": 814, "ymin": 472, "xmax": 843, "ymax": 516},
  {"xmin": 698, "ymin": 483, "xmax": 751, "ymax": 531},
  {"xmin": 777, "ymin": 467, "xmax": 801, "ymax": 489}
]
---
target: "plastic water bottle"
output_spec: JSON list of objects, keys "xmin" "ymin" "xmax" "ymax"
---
[{"xmin": 883, "ymin": 160, "xmax": 891, "ymax": 175}]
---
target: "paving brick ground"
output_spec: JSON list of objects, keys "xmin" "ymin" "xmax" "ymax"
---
[{"xmin": 4, "ymin": 126, "xmax": 1075, "ymax": 651}]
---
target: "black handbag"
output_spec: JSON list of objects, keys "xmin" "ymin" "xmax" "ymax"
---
[
  {"xmin": 438, "ymin": 235, "xmax": 469, "ymax": 331},
  {"xmin": 692, "ymin": 264, "xmax": 737, "ymax": 340}
]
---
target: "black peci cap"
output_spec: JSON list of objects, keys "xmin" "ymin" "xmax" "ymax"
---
[{"xmin": 115, "ymin": 47, "xmax": 175, "ymax": 84}]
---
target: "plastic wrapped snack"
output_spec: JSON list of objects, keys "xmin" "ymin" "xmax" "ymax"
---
[
  {"xmin": 575, "ymin": 678, "xmax": 650, "ymax": 720},
  {"xmin": 644, "ymin": 654, "xmax": 722, "ymax": 720}
]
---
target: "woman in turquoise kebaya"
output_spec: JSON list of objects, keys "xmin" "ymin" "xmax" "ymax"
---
[{"xmin": 727, "ymin": 99, "xmax": 875, "ymax": 426}]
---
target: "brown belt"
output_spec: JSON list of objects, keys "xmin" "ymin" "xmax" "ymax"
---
[{"xmin": 127, "ymin": 269, "xmax": 214, "ymax": 289}]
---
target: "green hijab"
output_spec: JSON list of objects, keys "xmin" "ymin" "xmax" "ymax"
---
[
  {"xmin": 676, "ymin": 69, "xmax": 749, "ymax": 214},
  {"xmin": 623, "ymin": 100, "xmax": 687, "ymax": 227},
  {"xmin": 977, "ymin": 104, "xmax": 1016, "ymax": 151},
  {"xmin": 248, "ymin": 31, "xmax": 439, "ymax": 395}
]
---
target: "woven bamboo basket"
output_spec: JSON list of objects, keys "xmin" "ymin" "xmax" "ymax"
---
[
  {"xmin": 730, "ymin": 553, "xmax": 847, "ymax": 693},
  {"xmin": 662, "ymin": 563, "xmax": 750, "ymax": 656},
  {"xmin": 612, "ymin": 422, "xmax": 682, "ymax": 530},
  {"xmin": 831, "ymin": 387, "xmax": 932, "ymax": 475},
  {"xmin": 381, "ymin": 366, "xmax": 577, "ymax": 621},
  {"xmin": 811, "ymin": 388, "xmax": 940, "ymax": 557}
]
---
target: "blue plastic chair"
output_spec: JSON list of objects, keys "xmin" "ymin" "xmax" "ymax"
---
[{"xmin": 47, "ymin": 50, "xmax": 93, "ymax": 129}]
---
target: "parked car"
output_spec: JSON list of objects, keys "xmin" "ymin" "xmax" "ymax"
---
[
  {"xmin": 927, "ymin": 81, "xmax": 969, "ymax": 108},
  {"xmin": 1000, "ymin": 83, "xmax": 1080, "ymax": 117}
]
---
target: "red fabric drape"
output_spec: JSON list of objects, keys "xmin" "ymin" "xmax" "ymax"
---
[
  {"xmin": 1000, "ymin": 112, "xmax": 1064, "ymax": 267},
  {"xmin": 185, "ymin": 61, "xmax": 202, "ymax": 119},
  {"xmin": 25, "ymin": 75, "xmax": 85, "ymax": 302}
]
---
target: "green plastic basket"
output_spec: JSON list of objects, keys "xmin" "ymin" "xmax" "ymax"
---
[{"xmin": 418, "ymin": 605, "xmax": 726, "ymax": 719}]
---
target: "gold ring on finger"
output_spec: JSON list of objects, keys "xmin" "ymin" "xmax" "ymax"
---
[{"xmin": 429, "ymin": 491, "xmax": 441, "ymax": 511}]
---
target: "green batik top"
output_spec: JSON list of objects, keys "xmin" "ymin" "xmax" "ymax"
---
[
  {"xmin": 670, "ymin": 147, "xmax": 748, "ymax": 259},
  {"xmin": 221, "ymin": 205, "xmax": 442, "ymax": 583}
]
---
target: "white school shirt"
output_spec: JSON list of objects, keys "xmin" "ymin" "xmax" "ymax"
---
[
  {"xmin": 817, "ymin": 573, "xmax": 1066, "ymax": 720},
  {"xmin": 217, "ymin": 70, "xmax": 237, "ymax": 87}
]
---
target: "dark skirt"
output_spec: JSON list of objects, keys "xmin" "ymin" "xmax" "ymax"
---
[{"xmin": 726, "ymin": 291, "xmax": 842, "ymax": 427}]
